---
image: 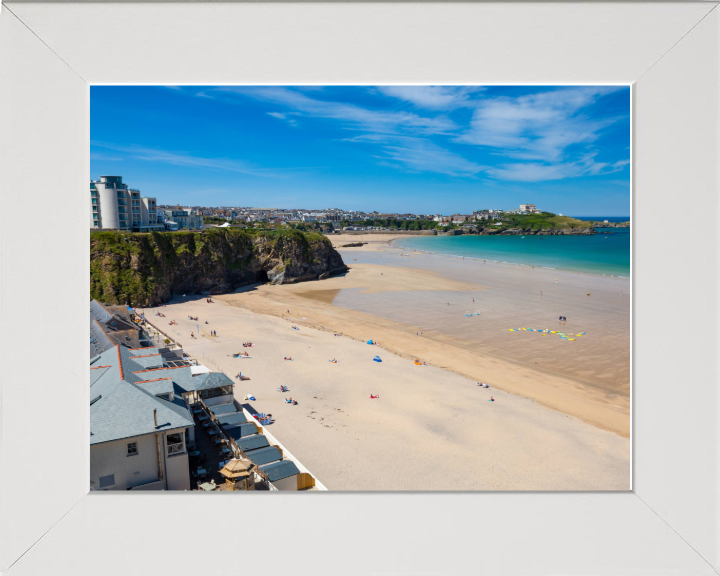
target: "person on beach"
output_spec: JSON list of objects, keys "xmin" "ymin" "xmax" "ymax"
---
[{"xmin": 489, "ymin": 396, "xmax": 495, "ymax": 402}]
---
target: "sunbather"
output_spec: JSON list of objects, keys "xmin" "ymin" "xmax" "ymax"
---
[{"xmin": 370, "ymin": 394, "xmax": 379, "ymax": 399}]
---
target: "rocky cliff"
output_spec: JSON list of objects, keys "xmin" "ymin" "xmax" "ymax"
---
[
  {"xmin": 587, "ymin": 221, "xmax": 630, "ymax": 228},
  {"xmin": 91, "ymin": 228, "xmax": 348, "ymax": 307},
  {"xmin": 474, "ymin": 226, "xmax": 596, "ymax": 236}
]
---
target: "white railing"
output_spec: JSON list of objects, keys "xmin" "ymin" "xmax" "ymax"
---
[{"xmin": 167, "ymin": 442, "xmax": 185, "ymax": 456}]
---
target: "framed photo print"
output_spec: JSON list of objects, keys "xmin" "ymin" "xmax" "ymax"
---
[{"xmin": 1, "ymin": 2, "xmax": 717, "ymax": 575}]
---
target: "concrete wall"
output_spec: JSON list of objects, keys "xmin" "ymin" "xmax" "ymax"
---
[
  {"xmin": 90, "ymin": 434, "xmax": 161, "ymax": 491},
  {"xmin": 165, "ymin": 452, "xmax": 190, "ymax": 491},
  {"xmin": 128, "ymin": 479, "xmax": 164, "ymax": 491}
]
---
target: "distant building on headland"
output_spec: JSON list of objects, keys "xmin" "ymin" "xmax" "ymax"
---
[
  {"xmin": 519, "ymin": 204, "xmax": 541, "ymax": 213},
  {"xmin": 91, "ymin": 176, "xmax": 164, "ymax": 232}
]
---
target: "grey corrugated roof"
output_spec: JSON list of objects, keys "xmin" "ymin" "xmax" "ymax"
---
[
  {"xmin": 166, "ymin": 371, "xmax": 235, "ymax": 394},
  {"xmin": 129, "ymin": 347, "xmax": 159, "ymax": 356},
  {"xmin": 216, "ymin": 412, "xmax": 247, "ymax": 427},
  {"xmin": 236, "ymin": 434, "xmax": 269, "ymax": 452},
  {"xmin": 127, "ymin": 365, "xmax": 187, "ymax": 385},
  {"xmin": 90, "ymin": 300, "xmax": 113, "ymax": 324},
  {"xmin": 90, "ymin": 379, "xmax": 194, "ymax": 445},
  {"xmin": 209, "ymin": 403, "xmax": 238, "ymax": 416},
  {"xmin": 127, "ymin": 354, "xmax": 164, "ymax": 370},
  {"xmin": 90, "ymin": 366, "xmax": 111, "ymax": 385},
  {"xmin": 134, "ymin": 378, "xmax": 174, "ymax": 396},
  {"xmin": 90, "ymin": 300, "xmax": 143, "ymax": 352},
  {"xmin": 260, "ymin": 460, "xmax": 300, "ymax": 482},
  {"xmin": 90, "ymin": 320, "xmax": 114, "ymax": 357},
  {"xmin": 245, "ymin": 446, "xmax": 282, "ymax": 466},
  {"xmin": 225, "ymin": 423, "xmax": 258, "ymax": 440}
]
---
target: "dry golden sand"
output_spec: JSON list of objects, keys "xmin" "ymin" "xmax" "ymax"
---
[
  {"xmin": 219, "ymin": 264, "xmax": 630, "ymax": 437},
  {"xmin": 148, "ymin": 239, "xmax": 630, "ymax": 490}
]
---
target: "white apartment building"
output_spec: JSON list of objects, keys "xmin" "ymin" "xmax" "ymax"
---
[
  {"xmin": 519, "ymin": 204, "xmax": 540, "ymax": 213},
  {"xmin": 90, "ymin": 176, "xmax": 165, "ymax": 232},
  {"xmin": 159, "ymin": 208, "xmax": 204, "ymax": 230}
]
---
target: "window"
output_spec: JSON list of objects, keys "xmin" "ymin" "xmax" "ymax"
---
[
  {"xmin": 98, "ymin": 474, "xmax": 115, "ymax": 488},
  {"xmin": 127, "ymin": 442, "xmax": 138, "ymax": 456},
  {"xmin": 199, "ymin": 386, "xmax": 232, "ymax": 399}
]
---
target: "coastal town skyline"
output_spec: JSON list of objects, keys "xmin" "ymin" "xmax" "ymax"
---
[{"xmin": 91, "ymin": 85, "xmax": 631, "ymax": 216}]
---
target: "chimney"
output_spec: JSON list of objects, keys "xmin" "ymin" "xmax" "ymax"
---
[{"xmin": 154, "ymin": 409, "xmax": 158, "ymax": 428}]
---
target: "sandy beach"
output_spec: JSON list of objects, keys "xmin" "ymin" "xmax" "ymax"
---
[{"xmin": 144, "ymin": 237, "xmax": 630, "ymax": 490}]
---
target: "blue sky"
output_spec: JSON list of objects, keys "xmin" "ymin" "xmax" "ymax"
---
[{"xmin": 91, "ymin": 85, "xmax": 630, "ymax": 216}]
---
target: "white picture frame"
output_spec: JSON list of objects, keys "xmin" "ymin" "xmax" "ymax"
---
[{"xmin": 0, "ymin": 2, "xmax": 718, "ymax": 574}]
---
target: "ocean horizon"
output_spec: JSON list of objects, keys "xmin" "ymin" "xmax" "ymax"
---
[
  {"xmin": 395, "ymin": 227, "xmax": 630, "ymax": 277},
  {"xmin": 570, "ymin": 216, "xmax": 630, "ymax": 223}
]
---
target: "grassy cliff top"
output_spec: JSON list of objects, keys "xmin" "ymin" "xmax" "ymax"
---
[
  {"xmin": 495, "ymin": 213, "xmax": 593, "ymax": 230},
  {"xmin": 90, "ymin": 227, "xmax": 331, "ymax": 247}
]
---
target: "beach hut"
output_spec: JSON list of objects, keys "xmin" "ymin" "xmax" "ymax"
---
[{"xmin": 219, "ymin": 459, "xmax": 256, "ymax": 491}]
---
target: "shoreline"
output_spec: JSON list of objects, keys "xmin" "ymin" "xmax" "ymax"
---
[
  {"xmin": 387, "ymin": 236, "xmax": 630, "ymax": 280},
  {"xmin": 214, "ymin": 243, "xmax": 630, "ymax": 438}
]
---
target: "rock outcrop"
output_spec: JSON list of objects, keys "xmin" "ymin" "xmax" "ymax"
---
[
  {"xmin": 91, "ymin": 228, "xmax": 348, "ymax": 307},
  {"xmin": 474, "ymin": 226, "xmax": 596, "ymax": 236},
  {"xmin": 587, "ymin": 221, "xmax": 630, "ymax": 228}
]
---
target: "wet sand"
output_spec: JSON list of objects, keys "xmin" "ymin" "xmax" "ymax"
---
[{"xmin": 221, "ymin": 240, "xmax": 630, "ymax": 437}]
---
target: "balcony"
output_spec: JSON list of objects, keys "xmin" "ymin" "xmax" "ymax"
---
[{"xmin": 167, "ymin": 442, "xmax": 185, "ymax": 456}]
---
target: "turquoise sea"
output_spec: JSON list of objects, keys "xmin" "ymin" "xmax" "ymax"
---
[{"xmin": 396, "ymin": 222, "xmax": 630, "ymax": 278}]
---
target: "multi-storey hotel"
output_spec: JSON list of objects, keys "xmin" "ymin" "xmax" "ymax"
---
[{"xmin": 90, "ymin": 176, "xmax": 164, "ymax": 232}]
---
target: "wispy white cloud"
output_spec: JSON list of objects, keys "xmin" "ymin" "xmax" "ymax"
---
[
  {"xmin": 90, "ymin": 152, "xmax": 122, "ymax": 161},
  {"xmin": 375, "ymin": 86, "xmax": 485, "ymax": 109},
  {"xmin": 91, "ymin": 142, "xmax": 282, "ymax": 178},
  {"xmin": 486, "ymin": 156, "xmax": 629, "ymax": 182},
  {"xmin": 217, "ymin": 87, "xmax": 457, "ymax": 136},
  {"xmin": 457, "ymin": 87, "xmax": 625, "ymax": 162},
  {"xmin": 380, "ymin": 139, "xmax": 485, "ymax": 177},
  {"xmin": 452, "ymin": 87, "xmax": 629, "ymax": 181},
  {"xmin": 347, "ymin": 135, "xmax": 484, "ymax": 177},
  {"xmin": 161, "ymin": 85, "xmax": 628, "ymax": 184},
  {"xmin": 267, "ymin": 111, "xmax": 298, "ymax": 126}
]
